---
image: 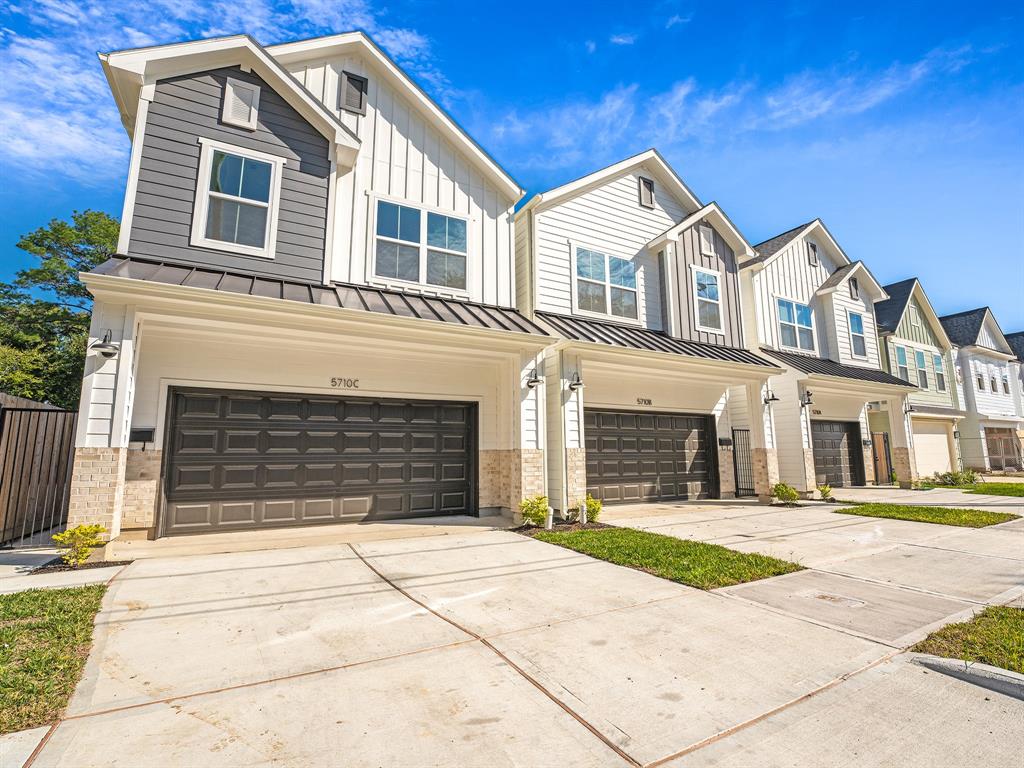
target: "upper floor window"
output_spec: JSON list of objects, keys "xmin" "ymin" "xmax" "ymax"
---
[
  {"xmin": 895, "ymin": 346, "xmax": 909, "ymax": 380},
  {"xmin": 190, "ymin": 139, "xmax": 284, "ymax": 259},
  {"xmin": 915, "ymin": 350, "xmax": 928, "ymax": 389},
  {"xmin": 374, "ymin": 200, "xmax": 467, "ymax": 290},
  {"xmin": 990, "ymin": 376, "xmax": 998, "ymax": 392},
  {"xmin": 807, "ymin": 242, "xmax": 818, "ymax": 267},
  {"xmin": 849, "ymin": 277, "xmax": 860, "ymax": 300},
  {"xmin": 1003, "ymin": 375, "xmax": 1011, "ymax": 395},
  {"xmin": 848, "ymin": 312, "xmax": 867, "ymax": 357},
  {"xmin": 933, "ymin": 354, "xmax": 946, "ymax": 391},
  {"xmin": 576, "ymin": 247, "xmax": 638, "ymax": 320},
  {"xmin": 692, "ymin": 267, "xmax": 722, "ymax": 332},
  {"xmin": 777, "ymin": 299, "xmax": 814, "ymax": 352},
  {"xmin": 977, "ymin": 373, "xmax": 985, "ymax": 391},
  {"xmin": 638, "ymin": 177, "xmax": 655, "ymax": 209}
]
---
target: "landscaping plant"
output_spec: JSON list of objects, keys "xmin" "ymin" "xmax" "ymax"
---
[
  {"xmin": 816, "ymin": 483, "xmax": 834, "ymax": 502},
  {"xmin": 770, "ymin": 482, "xmax": 800, "ymax": 505},
  {"xmin": 933, "ymin": 469, "xmax": 978, "ymax": 487},
  {"xmin": 51, "ymin": 524, "xmax": 107, "ymax": 567},
  {"xmin": 567, "ymin": 493, "xmax": 602, "ymax": 523},
  {"xmin": 518, "ymin": 495, "xmax": 549, "ymax": 527}
]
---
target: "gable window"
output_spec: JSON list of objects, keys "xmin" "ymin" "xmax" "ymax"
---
[
  {"xmin": 807, "ymin": 242, "xmax": 818, "ymax": 267},
  {"xmin": 575, "ymin": 247, "xmax": 638, "ymax": 320},
  {"xmin": 849, "ymin": 277, "xmax": 860, "ymax": 300},
  {"xmin": 374, "ymin": 200, "xmax": 468, "ymax": 290},
  {"xmin": 222, "ymin": 77, "xmax": 260, "ymax": 130},
  {"xmin": 692, "ymin": 267, "xmax": 722, "ymax": 332},
  {"xmin": 848, "ymin": 312, "xmax": 867, "ymax": 357},
  {"xmin": 699, "ymin": 225, "xmax": 715, "ymax": 256},
  {"xmin": 915, "ymin": 350, "xmax": 929, "ymax": 389},
  {"xmin": 340, "ymin": 71, "xmax": 368, "ymax": 115},
  {"xmin": 895, "ymin": 346, "xmax": 909, "ymax": 381},
  {"xmin": 777, "ymin": 298, "xmax": 815, "ymax": 352},
  {"xmin": 190, "ymin": 139, "xmax": 284, "ymax": 258},
  {"xmin": 1003, "ymin": 375, "xmax": 1011, "ymax": 395},
  {"xmin": 933, "ymin": 354, "xmax": 947, "ymax": 391},
  {"xmin": 638, "ymin": 177, "xmax": 655, "ymax": 208}
]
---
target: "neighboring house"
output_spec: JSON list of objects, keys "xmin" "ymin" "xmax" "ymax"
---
[
  {"xmin": 1007, "ymin": 332, "xmax": 1024, "ymax": 462},
  {"xmin": 739, "ymin": 220, "xmax": 917, "ymax": 493},
  {"xmin": 939, "ymin": 309, "xmax": 1024, "ymax": 472},
  {"xmin": 871, "ymin": 278, "xmax": 964, "ymax": 479},
  {"xmin": 69, "ymin": 32, "xmax": 553, "ymax": 541},
  {"xmin": 515, "ymin": 150, "xmax": 783, "ymax": 512}
]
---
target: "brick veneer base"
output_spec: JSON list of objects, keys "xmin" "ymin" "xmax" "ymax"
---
[
  {"xmin": 565, "ymin": 448, "xmax": 587, "ymax": 512},
  {"xmin": 66, "ymin": 447, "xmax": 127, "ymax": 539},
  {"xmin": 717, "ymin": 448, "xmax": 736, "ymax": 498},
  {"xmin": 752, "ymin": 447, "xmax": 779, "ymax": 501},
  {"xmin": 479, "ymin": 448, "xmax": 546, "ymax": 518},
  {"xmin": 121, "ymin": 449, "xmax": 162, "ymax": 532},
  {"xmin": 892, "ymin": 446, "xmax": 917, "ymax": 488}
]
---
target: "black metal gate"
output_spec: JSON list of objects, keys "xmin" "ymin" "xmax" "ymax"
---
[
  {"xmin": 0, "ymin": 399, "xmax": 78, "ymax": 547},
  {"xmin": 732, "ymin": 428, "xmax": 755, "ymax": 497}
]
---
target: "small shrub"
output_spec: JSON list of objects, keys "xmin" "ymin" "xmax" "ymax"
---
[
  {"xmin": 771, "ymin": 483, "xmax": 800, "ymax": 505},
  {"xmin": 519, "ymin": 495, "xmax": 549, "ymax": 527},
  {"xmin": 817, "ymin": 483, "xmax": 833, "ymax": 501},
  {"xmin": 890, "ymin": 470, "xmax": 898, "ymax": 484},
  {"xmin": 933, "ymin": 469, "xmax": 979, "ymax": 487},
  {"xmin": 51, "ymin": 524, "xmax": 107, "ymax": 567},
  {"xmin": 567, "ymin": 493, "xmax": 602, "ymax": 523}
]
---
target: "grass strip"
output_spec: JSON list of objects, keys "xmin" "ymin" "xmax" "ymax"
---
[
  {"xmin": 835, "ymin": 503, "xmax": 1018, "ymax": 528},
  {"xmin": 912, "ymin": 606, "xmax": 1024, "ymax": 674}
]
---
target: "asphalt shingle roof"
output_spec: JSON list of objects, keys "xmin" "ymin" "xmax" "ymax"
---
[
  {"xmin": 938, "ymin": 308, "xmax": 988, "ymax": 348},
  {"xmin": 748, "ymin": 221, "xmax": 814, "ymax": 265},
  {"xmin": 1005, "ymin": 331, "xmax": 1024, "ymax": 362},
  {"xmin": 874, "ymin": 278, "xmax": 918, "ymax": 333},
  {"xmin": 817, "ymin": 262, "xmax": 859, "ymax": 291}
]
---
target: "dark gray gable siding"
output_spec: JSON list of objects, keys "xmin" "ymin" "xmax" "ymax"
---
[
  {"xmin": 669, "ymin": 222, "xmax": 744, "ymax": 347},
  {"xmin": 128, "ymin": 67, "xmax": 330, "ymax": 283}
]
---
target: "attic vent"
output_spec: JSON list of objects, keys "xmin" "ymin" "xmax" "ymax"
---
[
  {"xmin": 222, "ymin": 77, "xmax": 260, "ymax": 130},
  {"xmin": 807, "ymin": 242, "xmax": 818, "ymax": 266},
  {"xmin": 699, "ymin": 224, "xmax": 715, "ymax": 256},
  {"xmin": 638, "ymin": 176, "xmax": 655, "ymax": 208},
  {"xmin": 849, "ymin": 277, "xmax": 860, "ymax": 300},
  {"xmin": 340, "ymin": 71, "xmax": 368, "ymax": 115}
]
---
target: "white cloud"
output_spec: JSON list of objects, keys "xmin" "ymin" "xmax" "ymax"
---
[
  {"xmin": 585, "ymin": 40, "xmax": 596, "ymax": 54},
  {"xmin": 665, "ymin": 13, "xmax": 693, "ymax": 29},
  {"xmin": 609, "ymin": 33, "xmax": 637, "ymax": 45}
]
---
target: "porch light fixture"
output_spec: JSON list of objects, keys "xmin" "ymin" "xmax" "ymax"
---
[
  {"xmin": 90, "ymin": 329, "xmax": 119, "ymax": 359},
  {"xmin": 763, "ymin": 391, "xmax": 780, "ymax": 405},
  {"xmin": 800, "ymin": 390, "xmax": 814, "ymax": 408},
  {"xmin": 903, "ymin": 402, "xmax": 915, "ymax": 415},
  {"xmin": 568, "ymin": 372, "xmax": 585, "ymax": 391},
  {"xmin": 525, "ymin": 369, "xmax": 543, "ymax": 389},
  {"xmin": 953, "ymin": 430, "xmax": 961, "ymax": 439}
]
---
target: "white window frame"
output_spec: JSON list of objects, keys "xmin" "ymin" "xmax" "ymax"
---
[
  {"xmin": 895, "ymin": 345, "xmax": 910, "ymax": 381},
  {"xmin": 222, "ymin": 77, "xmax": 261, "ymax": 130},
  {"xmin": 570, "ymin": 242, "xmax": 642, "ymax": 324},
  {"xmin": 690, "ymin": 264, "xmax": 724, "ymax": 334},
  {"xmin": 915, "ymin": 349, "xmax": 929, "ymax": 389},
  {"xmin": 776, "ymin": 296, "xmax": 816, "ymax": 353},
  {"xmin": 847, "ymin": 310, "xmax": 868, "ymax": 358},
  {"xmin": 190, "ymin": 137, "xmax": 285, "ymax": 259},
  {"xmin": 367, "ymin": 195, "xmax": 473, "ymax": 297},
  {"xmin": 933, "ymin": 353, "xmax": 947, "ymax": 391},
  {"xmin": 1002, "ymin": 375, "xmax": 1011, "ymax": 395}
]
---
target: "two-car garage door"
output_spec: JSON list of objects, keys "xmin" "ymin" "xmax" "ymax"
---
[{"xmin": 162, "ymin": 388, "xmax": 475, "ymax": 536}]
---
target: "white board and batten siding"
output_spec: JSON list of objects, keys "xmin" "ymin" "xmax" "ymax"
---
[
  {"xmin": 288, "ymin": 55, "xmax": 517, "ymax": 307},
  {"xmin": 533, "ymin": 168, "xmax": 688, "ymax": 330},
  {"xmin": 829, "ymin": 289, "xmax": 881, "ymax": 369}
]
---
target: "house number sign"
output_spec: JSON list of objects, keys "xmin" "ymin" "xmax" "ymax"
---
[
  {"xmin": 636, "ymin": 397, "xmax": 653, "ymax": 406},
  {"xmin": 330, "ymin": 377, "xmax": 360, "ymax": 389}
]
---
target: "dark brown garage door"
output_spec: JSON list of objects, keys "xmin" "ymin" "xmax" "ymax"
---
[
  {"xmin": 161, "ymin": 388, "xmax": 475, "ymax": 536},
  {"xmin": 584, "ymin": 409, "xmax": 714, "ymax": 504},
  {"xmin": 810, "ymin": 420, "xmax": 864, "ymax": 488}
]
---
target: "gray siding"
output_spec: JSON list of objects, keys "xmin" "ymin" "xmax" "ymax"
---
[
  {"xmin": 128, "ymin": 67, "xmax": 330, "ymax": 283},
  {"xmin": 670, "ymin": 223, "xmax": 744, "ymax": 347}
]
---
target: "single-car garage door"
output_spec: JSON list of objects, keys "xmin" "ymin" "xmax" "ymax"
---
[
  {"xmin": 811, "ymin": 420, "xmax": 864, "ymax": 488},
  {"xmin": 162, "ymin": 388, "xmax": 475, "ymax": 536},
  {"xmin": 584, "ymin": 409, "xmax": 714, "ymax": 504},
  {"xmin": 911, "ymin": 419, "xmax": 953, "ymax": 478}
]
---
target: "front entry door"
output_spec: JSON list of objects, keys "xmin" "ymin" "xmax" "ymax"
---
[{"xmin": 871, "ymin": 432, "xmax": 892, "ymax": 485}]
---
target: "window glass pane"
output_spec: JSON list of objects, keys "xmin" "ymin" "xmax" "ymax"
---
[
  {"xmin": 610, "ymin": 287, "xmax": 637, "ymax": 319},
  {"xmin": 796, "ymin": 304, "xmax": 813, "ymax": 328},
  {"xmin": 798, "ymin": 327, "xmax": 815, "ymax": 350},
  {"xmin": 375, "ymin": 240, "xmax": 419, "ymax": 281},
  {"xmin": 609, "ymin": 256, "xmax": 636, "ymax": 288},
  {"xmin": 919, "ymin": 370, "xmax": 928, "ymax": 388},
  {"xmin": 427, "ymin": 212, "xmax": 447, "ymax": 248},
  {"xmin": 698, "ymin": 299, "xmax": 721, "ymax": 329},
  {"xmin": 896, "ymin": 347, "xmax": 907, "ymax": 365},
  {"xmin": 235, "ymin": 202, "xmax": 268, "ymax": 247},
  {"xmin": 210, "ymin": 151, "xmax": 242, "ymax": 195},
  {"xmin": 398, "ymin": 206, "xmax": 421, "ymax": 243},
  {"xmin": 239, "ymin": 158, "xmax": 272, "ymax": 202},
  {"xmin": 376, "ymin": 202, "xmax": 399, "ymax": 239},
  {"xmin": 933, "ymin": 354, "xmax": 943, "ymax": 370},
  {"xmin": 576, "ymin": 249, "xmax": 606, "ymax": 281},
  {"xmin": 852, "ymin": 335, "xmax": 866, "ymax": 357},
  {"xmin": 205, "ymin": 198, "xmax": 267, "ymax": 247},
  {"xmin": 777, "ymin": 299, "xmax": 794, "ymax": 324},
  {"xmin": 577, "ymin": 280, "xmax": 607, "ymax": 314},
  {"xmin": 915, "ymin": 351, "xmax": 926, "ymax": 368},
  {"xmin": 849, "ymin": 313, "xmax": 864, "ymax": 334},
  {"xmin": 696, "ymin": 271, "xmax": 719, "ymax": 301},
  {"xmin": 780, "ymin": 324, "xmax": 798, "ymax": 348},
  {"xmin": 446, "ymin": 217, "xmax": 467, "ymax": 253},
  {"xmin": 426, "ymin": 250, "xmax": 467, "ymax": 289}
]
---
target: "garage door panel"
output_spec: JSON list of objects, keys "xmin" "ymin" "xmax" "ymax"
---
[
  {"xmin": 811, "ymin": 420, "xmax": 863, "ymax": 487},
  {"xmin": 225, "ymin": 397, "xmax": 261, "ymax": 419}
]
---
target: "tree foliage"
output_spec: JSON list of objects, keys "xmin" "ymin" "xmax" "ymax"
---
[{"xmin": 0, "ymin": 210, "xmax": 118, "ymax": 409}]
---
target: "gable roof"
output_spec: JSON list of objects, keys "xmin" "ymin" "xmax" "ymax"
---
[
  {"xmin": 743, "ymin": 218, "xmax": 850, "ymax": 271},
  {"xmin": 100, "ymin": 35, "xmax": 360, "ymax": 164},
  {"xmin": 749, "ymin": 221, "xmax": 813, "ymax": 263},
  {"xmin": 267, "ymin": 32, "xmax": 521, "ymax": 199},
  {"xmin": 516, "ymin": 148, "xmax": 702, "ymax": 219},
  {"xmin": 1005, "ymin": 332, "xmax": 1024, "ymax": 362},
  {"xmin": 646, "ymin": 202, "xmax": 755, "ymax": 258},
  {"xmin": 815, "ymin": 260, "xmax": 887, "ymax": 299},
  {"xmin": 939, "ymin": 308, "xmax": 988, "ymax": 347},
  {"xmin": 873, "ymin": 278, "xmax": 917, "ymax": 332}
]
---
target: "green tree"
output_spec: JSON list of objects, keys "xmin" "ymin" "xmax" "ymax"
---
[{"xmin": 0, "ymin": 210, "xmax": 119, "ymax": 409}]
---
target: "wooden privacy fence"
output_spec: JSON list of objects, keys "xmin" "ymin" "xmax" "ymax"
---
[{"xmin": 0, "ymin": 393, "xmax": 78, "ymax": 547}]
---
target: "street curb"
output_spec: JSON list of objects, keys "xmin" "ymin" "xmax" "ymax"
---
[{"xmin": 909, "ymin": 653, "xmax": 1024, "ymax": 701}]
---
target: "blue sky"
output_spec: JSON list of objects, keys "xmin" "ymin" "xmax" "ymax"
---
[{"xmin": 1, "ymin": 0, "xmax": 1022, "ymax": 327}]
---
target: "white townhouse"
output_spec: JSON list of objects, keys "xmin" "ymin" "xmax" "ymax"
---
[
  {"xmin": 1007, "ymin": 332, "xmax": 1024, "ymax": 455},
  {"xmin": 71, "ymin": 32, "xmax": 553, "ymax": 541},
  {"xmin": 739, "ymin": 220, "xmax": 918, "ymax": 493},
  {"xmin": 515, "ymin": 150, "xmax": 784, "ymax": 514},
  {"xmin": 939, "ymin": 309, "xmax": 1023, "ymax": 471}
]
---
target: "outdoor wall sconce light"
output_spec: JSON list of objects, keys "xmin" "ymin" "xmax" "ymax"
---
[
  {"xmin": 763, "ymin": 390, "xmax": 780, "ymax": 405},
  {"xmin": 903, "ymin": 402, "xmax": 915, "ymax": 415},
  {"xmin": 568, "ymin": 372, "xmax": 585, "ymax": 391},
  {"xmin": 525, "ymin": 369, "xmax": 543, "ymax": 389},
  {"xmin": 953, "ymin": 430, "xmax": 961, "ymax": 439},
  {"xmin": 799, "ymin": 390, "xmax": 814, "ymax": 408},
  {"xmin": 90, "ymin": 329, "xmax": 119, "ymax": 359}
]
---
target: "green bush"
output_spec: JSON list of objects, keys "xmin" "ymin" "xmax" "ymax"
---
[
  {"xmin": 933, "ymin": 469, "xmax": 979, "ymax": 487},
  {"xmin": 51, "ymin": 524, "xmax": 107, "ymax": 567},
  {"xmin": 771, "ymin": 483, "xmax": 800, "ymax": 504},
  {"xmin": 568, "ymin": 493, "xmax": 602, "ymax": 523},
  {"xmin": 817, "ymin": 483, "xmax": 833, "ymax": 501},
  {"xmin": 519, "ymin": 495, "xmax": 549, "ymax": 527}
]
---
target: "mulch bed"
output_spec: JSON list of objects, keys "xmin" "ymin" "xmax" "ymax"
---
[
  {"xmin": 31, "ymin": 558, "xmax": 134, "ymax": 574},
  {"xmin": 512, "ymin": 522, "xmax": 612, "ymax": 536}
]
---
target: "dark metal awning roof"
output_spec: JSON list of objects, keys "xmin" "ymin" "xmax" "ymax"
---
[
  {"xmin": 89, "ymin": 257, "xmax": 549, "ymax": 337},
  {"xmin": 761, "ymin": 348, "xmax": 916, "ymax": 387},
  {"xmin": 537, "ymin": 311, "xmax": 778, "ymax": 368}
]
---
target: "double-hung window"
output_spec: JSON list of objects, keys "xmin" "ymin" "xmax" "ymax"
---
[
  {"xmin": 895, "ymin": 346, "xmax": 909, "ymax": 380},
  {"xmin": 933, "ymin": 354, "xmax": 947, "ymax": 391},
  {"xmin": 777, "ymin": 299, "xmax": 814, "ymax": 351},
  {"xmin": 990, "ymin": 376, "xmax": 998, "ymax": 392},
  {"xmin": 692, "ymin": 267, "xmax": 722, "ymax": 332},
  {"xmin": 575, "ymin": 248, "xmax": 638, "ymax": 320},
  {"xmin": 1003, "ymin": 375, "xmax": 1011, "ymax": 395},
  {"xmin": 191, "ymin": 139, "xmax": 284, "ymax": 258},
  {"xmin": 374, "ymin": 200, "xmax": 468, "ymax": 290},
  {"xmin": 915, "ymin": 350, "xmax": 929, "ymax": 389},
  {"xmin": 848, "ymin": 312, "xmax": 867, "ymax": 357},
  {"xmin": 977, "ymin": 373, "xmax": 985, "ymax": 391}
]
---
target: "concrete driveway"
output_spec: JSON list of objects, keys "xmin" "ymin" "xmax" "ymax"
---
[{"xmin": 23, "ymin": 503, "xmax": 1021, "ymax": 767}]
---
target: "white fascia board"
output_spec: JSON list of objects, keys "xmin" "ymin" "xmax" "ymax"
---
[
  {"xmin": 267, "ymin": 32, "xmax": 522, "ymax": 201},
  {"xmin": 646, "ymin": 202, "xmax": 755, "ymax": 258},
  {"xmin": 558, "ymin": 339, "xmax": 782, "ymax": 380},
  {"xmin": 816, "ymin": 262, "xmax": 887, "ymax": 300},
  {"xmin": 804, "ymin": 373, "xmax": 916, "ymax": 397}
]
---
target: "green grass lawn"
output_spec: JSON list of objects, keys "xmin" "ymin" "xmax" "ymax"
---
[
  {"xmin": 835, "ymin": 503, "xmax": 1019, "ymax": 528},
  {"xmin": 912, "ymin": 606, "xmax": 1024, "ymax": 674},
  {"xmin": 530, "ymin": 527, "xmax": 802, "ymax": 589},
  {"xmin": 920, "ymin": 482, "xmax": 1024, "ymax": 497},
  {"xmin": 0, "ymin": 585, "xmax": 106, "ymax": 734}
]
